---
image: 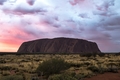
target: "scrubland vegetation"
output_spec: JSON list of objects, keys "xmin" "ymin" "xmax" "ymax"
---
[{"xmin": 0, "ymin": 53, "xmax": 120, "ymax": 80}]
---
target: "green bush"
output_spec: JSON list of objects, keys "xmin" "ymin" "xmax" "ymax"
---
[
  {"xmin": 0, "ymin": 66, "xmax": 12, "ymax": 70},
  {"xmin": 48, "ymin": 74, "xmax": 77, "ymax": 80},
  {"xmin": 2, "ymin": 71, "xmax": 10, "ymax": 76},
  {"xmin": 107, "ymin": 63, "xmax": 118, "ymax": 73},
  {"xmin": 87, "ymin": 65, "xmax": 106, "ymax": 74},
  {"xmin": 36, "ymin": 58, "xmax": 70, "ymax": 77},
  {"xmin": 69, "ymin": 63, "xmax": 83, "ymax": 67},
  {"xmin": 0, "ymin": 60, "xmax": 6, "ymax": 63},
  {"xmin": 0, "ymin": 75, "xmax": 23, "ymax": 80},
  {"xmin": 75, "ymin": 73, "xmax": 87, "ymax": 79},
  {"xmin": 87, "ymin": 65, "xmax": 99, "ymax": 73}
]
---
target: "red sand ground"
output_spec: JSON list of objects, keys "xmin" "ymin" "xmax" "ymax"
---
[{"xmin": 84, "ymin": 70, "xmax": 120, "ymax": 80}]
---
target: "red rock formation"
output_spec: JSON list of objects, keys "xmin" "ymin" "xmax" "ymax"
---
[{"xmin": 17, "ymin": 37, "xmax": 101, "ymax": 53}]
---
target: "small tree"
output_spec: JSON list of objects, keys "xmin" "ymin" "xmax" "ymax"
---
[{"xmin": 36, "ymin": 58, "xmax": 70, "ymax": 77}]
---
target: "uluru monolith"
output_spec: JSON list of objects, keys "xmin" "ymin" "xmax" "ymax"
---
[{"xmin": 17, "ymin": 37, "xmax": 101, "ymax": 53}]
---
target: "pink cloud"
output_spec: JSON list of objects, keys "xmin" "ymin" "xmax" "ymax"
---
[
  {"xmin": 0, "ymin": 23, "xmax": 38, "ymax": 52},
  {"xmin": 69, "ymin": 0, "xmax": 94, "ymax": 10},
  {"xmin": 26, "ymin": 0, "xmax": 36, "ymax": 5},
  {"xmin": 69, "ymin": 0, "xmax": 85, "ymax": 6},
  {"xmin": 83, "ymin": 28, "xmax": 119, "ymax": 52},
  {"xmin": 0, "ymin": 0, "xmax": 7, "ymax": 5},
  {"xmin": 0, "ymin": 0, "xmax": 120, "ymax": 52}
]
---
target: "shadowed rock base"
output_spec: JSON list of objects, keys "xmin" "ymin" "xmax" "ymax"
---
[{"xmin": 17, "ymin": 37, "xmax": 101, "ymax": 53}]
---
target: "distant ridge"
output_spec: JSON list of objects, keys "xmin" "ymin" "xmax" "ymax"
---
[{"xmin": 17, "ymin": 37, "xmax": 101, "ymax": 53}]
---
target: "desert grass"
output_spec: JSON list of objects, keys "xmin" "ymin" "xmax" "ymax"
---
[{"xmin": 0, "ymin": 53, "xmax": 120, "ymax": 80}]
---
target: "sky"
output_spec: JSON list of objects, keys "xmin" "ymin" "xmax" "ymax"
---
[{"xmin": 0, "ymin": 0, "xmax": 120, "ymax": 52}]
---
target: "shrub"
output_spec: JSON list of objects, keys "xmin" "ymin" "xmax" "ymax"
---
[
  {"xmin": 107, "ymin": 63, "xmax": 118, "ymax": 73},
  {"xmin": 0, "ymin": 66, "xmax": 12, "ymax": 70},
  {"xmin": 48, "ymin": 74, "xmax": 77, "ymax": 80},
  {"xmin": 88, "ymin": 65, "xmax": 107, "ymax": 74},
  {"xmin": 36, "ymin": 58, "xmax": 70, "ymax": 77},
  {"xmin": 75, "ymin": 73, "xmax": 87, "ymax": 79},
  {"xmin": 84, "ymin": 62, "xmax": 91, "ymax": 66},
  {"xmin": 87, "ymin": 65, "xmax": 99, "ymax": 73},
  {"xmin": 2, "ymin": 71, "xmax": 10, "ymax": 76},
  {"xmin": 69, "ymin": 63, "xmax": 83, "ymax": 67},
  {"xmin": 0, "ymin": 60, "xmax": 6, "ymax": 63},
  {"xmin": 0, "ymin": 75, "xmax": 23, "ymax": 80}
]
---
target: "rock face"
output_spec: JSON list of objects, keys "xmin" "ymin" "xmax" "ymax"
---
[{"xmin": 17, "ymin": 37, "xmax": 101, "ymax": 53}]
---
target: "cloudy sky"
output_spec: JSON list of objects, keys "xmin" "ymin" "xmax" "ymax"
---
[{"xmin": 0, "ymin": 0, "xmax": 120, "ymax": 52}]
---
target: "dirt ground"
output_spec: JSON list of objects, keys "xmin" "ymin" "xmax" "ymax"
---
[{"xmin": 84, "ymin": 70, "xmax": 120, "ymax": 80}]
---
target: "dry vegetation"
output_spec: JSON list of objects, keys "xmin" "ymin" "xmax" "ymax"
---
[{"xmin": 0, "ymin": 53, "xmax": 120, "ymax": 80}]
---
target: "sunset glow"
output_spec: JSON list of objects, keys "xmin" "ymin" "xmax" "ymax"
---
[{"xmin": 0, "ymin": 0, "xmax": 120, "ymax": 52}]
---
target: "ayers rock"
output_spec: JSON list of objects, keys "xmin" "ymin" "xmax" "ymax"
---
[{"xmin": 17, "ymin": 37, "xmax": 101, "ymax": 53}]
